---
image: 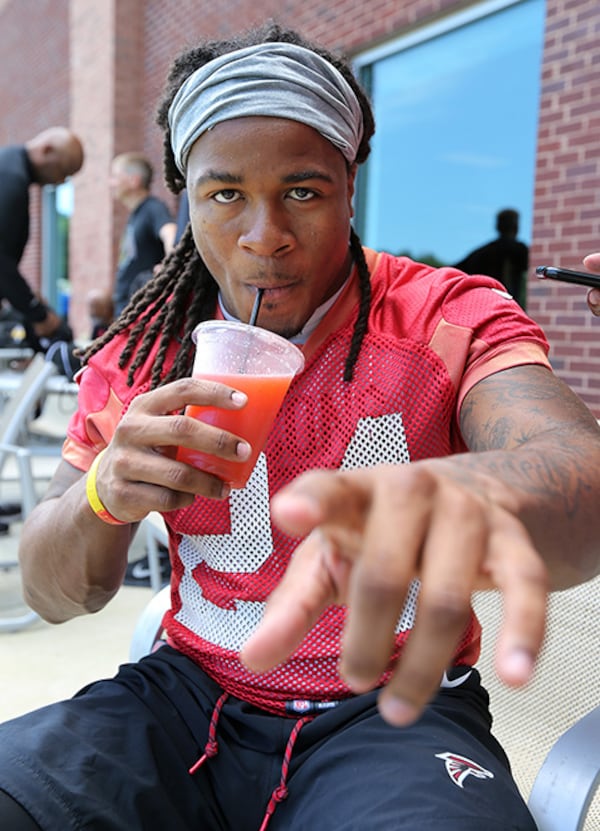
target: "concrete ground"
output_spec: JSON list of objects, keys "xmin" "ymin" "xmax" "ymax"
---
[{"xmin": 0, "ymin": 455, "xmax": 154, "ymax": 722}]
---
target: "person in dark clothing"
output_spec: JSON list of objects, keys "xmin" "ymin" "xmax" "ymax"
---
[
  {"xmin": 0, "ymin": 126, "xmax": 83, "ymax": 344},
  {"xmin": 454, "ymin": 208, "xmax": 529, "ymax": 307},
  {"xmin": 86, "ymin": 289, "xmax": 114, "ymax": 340},
  {"xmin": 175, "ymin": 188, "xmax": 190, "ymax": 244},
  {"xmin": 110, "ymin": 153, "xmax": 177, "ymax": 315}
]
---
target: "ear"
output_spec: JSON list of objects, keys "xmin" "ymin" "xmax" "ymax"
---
[{"xmin": 41, "ymin": 142, "xmax": 57, "ymax": 162}]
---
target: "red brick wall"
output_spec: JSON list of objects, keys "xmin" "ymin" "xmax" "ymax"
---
[
  {"xmin": 0, "ymin": 0, "xmax": 69, "ymax": 296},
  {"xmin": 69, "ymin": 0, "xmax": 149, "ymax": 334},
  {"xmin": 528, "ymin": 0, "xmax": 600, "ymax": 410}
]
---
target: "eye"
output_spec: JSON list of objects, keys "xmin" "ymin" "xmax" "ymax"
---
[
  {"xmin": 288, "ymin": 187, "xmax": 315, "ymax": 201},
  {"xmin": 213, "ymin": 189, "xmax": 241, "ymax": 204}
]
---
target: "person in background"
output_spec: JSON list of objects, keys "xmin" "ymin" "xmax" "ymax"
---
[
  {"xmin": 86, "ymin": 288, "xmax": 114, "ymax": 340},
  {"xmin": 1, "ymin": 23, "xmax": 600, "ymax": 831},
  {"xmin": 110, "ymin": 152, "xmax": 177, "ymax": 315},
  {"xmin": 0, "ymin": 126, "xmax": 83, "ymax": 346},
  {"xmin": 175, "ymin": 187, "xmax": 190, "ymax": 244},
  {"xmin": 454, "ymin": 208, "xmax": 529, "ymax": 307}
]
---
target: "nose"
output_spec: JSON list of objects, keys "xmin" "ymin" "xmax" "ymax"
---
[{"xmin": 238, "ymin": 202, "xmax": 295, "ymax": 257}]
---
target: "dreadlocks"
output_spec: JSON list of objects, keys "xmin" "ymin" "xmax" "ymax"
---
[{"xmin": 83, "ymin": 21, "xmax": 375, "ymax": 388}]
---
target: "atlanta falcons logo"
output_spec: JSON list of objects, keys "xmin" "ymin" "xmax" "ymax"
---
[{"xmin": 435, "ymin": 752, "xmax": 495, "ymax": 789}]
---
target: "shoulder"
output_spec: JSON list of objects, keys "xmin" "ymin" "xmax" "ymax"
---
[
  {"xmin": 367, "ymin": 249, "xmax": 547, "ymax": 348},
  {"xmin": 145, "ymin": 195, "xmax": 174, "ymax": 220},
  {"xmin": 0, "ymin": 146, "xmax": 30, "ymax": 189}
]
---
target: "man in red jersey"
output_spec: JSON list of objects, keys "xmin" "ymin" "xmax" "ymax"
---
[{"xmin": 1, "ymin": 23, "xmax": 599, "ymax": 831}]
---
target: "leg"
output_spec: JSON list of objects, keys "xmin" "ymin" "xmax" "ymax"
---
[
  {"xmin": 271, "ymin": 670, "xmax": 536, "ymax": 830},
  {"xmin": 0, "ymin": 790, "xmax": 42, "ymax": 831},
  {"xmin": 0, "ymin": 648, "xmax": 226, "ymax": 831}
]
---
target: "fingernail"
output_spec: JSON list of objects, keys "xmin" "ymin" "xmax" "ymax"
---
[
  {"xmin": 236, "ymin": 441, "xmax": 251, "ymax": 460},
  {"xmin": 379, "ymin": 695, "xmax": 419, "ymax": 727},
  {"xmin": 504, "ymin": 648, "xmax": 534, "ymax": 683},
  {"xmin": 231, "ymin": 391, "xmax": 247, "ymax": 406}
]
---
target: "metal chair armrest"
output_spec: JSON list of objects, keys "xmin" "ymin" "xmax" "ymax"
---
[
  {"xmin": 128, "ymin": 584, "xmax": 171, "ymax": 662},
  {"xmin": 0, "ymin": 442, "xmax": 37, "ymax": 517},
  {"xmin": 528, "ymin": 705, "xmax": 600, "ymax": 831}
]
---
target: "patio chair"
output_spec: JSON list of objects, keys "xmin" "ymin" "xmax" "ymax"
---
[
  {"xmin": 0, "ymin": 353, "xmax": 62, "ymax": 519},
  {"xmin": 129, "ymin": 575, "xmax": 600, "ymax": 830},
  {"xmin": 140, "ymin": 511, "xmax": 170, "ymax": 594},
  {"xmin": 0, "ymin": 354, "xmax": 63, "ymax": 632},
  {"xmin": 473, "ymin": 576, "xmax": 600, "ymax": 830}
]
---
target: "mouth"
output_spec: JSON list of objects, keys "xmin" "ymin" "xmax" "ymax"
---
[{"xmin": 248, "ymin": 281, "xmax": 298, "ymax": 302}]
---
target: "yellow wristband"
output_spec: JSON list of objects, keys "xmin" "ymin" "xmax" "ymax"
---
[{"xmin": 85, "ymin": 449, "xmax": 128, "ymax": 526}]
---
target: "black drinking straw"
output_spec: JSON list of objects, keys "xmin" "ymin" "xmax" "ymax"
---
[{"xmin": 248, "ymin": 288, "xmax": 263, "ymax": 326}]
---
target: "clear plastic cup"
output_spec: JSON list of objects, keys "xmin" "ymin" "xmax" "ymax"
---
[{"xmin": 176, "ymin": 320, "xmax": 305, "ymax": 488}]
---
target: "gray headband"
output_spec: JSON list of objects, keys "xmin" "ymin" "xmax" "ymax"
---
[{"xmin": 168, "ymin": 42, "xmax": 364, "ymax": 174}]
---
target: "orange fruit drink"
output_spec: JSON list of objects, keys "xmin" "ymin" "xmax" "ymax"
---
[
  {"xmin": 177, "ymin": 371, "xmax": 295, "ymax": 488},
  {"xmin": 176, "ymin": 320, "xmax": 304, "ymax": 488}
]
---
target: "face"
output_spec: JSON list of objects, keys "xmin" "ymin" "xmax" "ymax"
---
[
  {"xmin": 109, "ymin": 161, "xmax": 132, "ymax": 200},
  {"xmin": 186, "ymin": 117, "xmax": 357, "ymax": 338}
]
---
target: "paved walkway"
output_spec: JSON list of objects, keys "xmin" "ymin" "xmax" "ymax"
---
[{"xmin": 0, "ymin": 457, "xmax": 153, "ymax": 721}]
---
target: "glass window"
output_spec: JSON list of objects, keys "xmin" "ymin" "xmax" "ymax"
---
[
  {"xmin": 354, "ymin": 0, "xmax": 545, "ymax": 268},
  {"xmin": 42, "ymin": 180, "xmax": 73, "ymax": 316}
]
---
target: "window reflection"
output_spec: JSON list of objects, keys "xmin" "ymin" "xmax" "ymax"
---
[
  {"xmin": 42, "ymin": 179, "xmax": 73, "ymax": 316},
  {"xmin": 355, "ymin": 0, "xmax": 545, "ymax": 267}
]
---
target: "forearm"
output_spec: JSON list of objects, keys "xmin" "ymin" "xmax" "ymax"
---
[
  {"xmin": 0, "ymin": 251, "xmax": 46, "ymax": 320},
  {"xmin": 459, "ymin": 366, "xmax": 600, "ymax": 588},
  {"xmin": 18, "ymin": 462, "xmax": 135, "ymax": 623},
  {"xmin": 441, "ymin": 435, "xmax": 600, "ymax": 588}
]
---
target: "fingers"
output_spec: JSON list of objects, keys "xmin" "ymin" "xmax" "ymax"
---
[
  {"xmin": 587, "ymin": 288, "xmax": 600, "ymax": 316},
  {"xmin": 583, "ymin": 254, "xmax": 600, "ymax": 315},
  {"xmin": 270, "ymin": 469, "xmax": 371, "ymax": 537},
  {"xmin": 582, "ymin": 252, "xmax": 600, "ymax": 273},
  {"xmin": 97, "ymin": 378, "xmax": 253, "ymax": 514},
  {"xmin": 241, "ymin": 530, "xmax": 340, "ymax": 672},
  {"xmin": 132, "ymin": 376, "xmax": 248, "ymax": 416},
  {"xmin": 375, "ymin": 503, "xmax": 546, "ymax": 727},
  {"xmin": 488, "ymin": 520, "xmax": 548, "ymax": 687},
  {"xmin": 343, "ymin": 471, "xmax": 485, "ymax": 722},
  {"xmin": 267, "ymin": 465, "xmax": 549, "ymax": 729}
]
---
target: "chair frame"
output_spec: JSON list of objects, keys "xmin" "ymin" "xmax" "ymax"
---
[
  {"xmin": 0, "ymin": 355, "xmax": 62, "ymax": 632},
  {"xmin": 528, "ymin": 704, "xmax": 600, "ymax": 831}
]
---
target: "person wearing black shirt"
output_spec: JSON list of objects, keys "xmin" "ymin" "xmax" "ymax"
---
[
  {"xmin": 109, "ymin": 153, "xmax": 176, "ymax": 315},
  {"xmin": 0, "ymin": 126, "xmax": 84, "ymax": 343},
  {"xmin": 454, "ymin": 208, "xmax": 529, "ymax": 307}
]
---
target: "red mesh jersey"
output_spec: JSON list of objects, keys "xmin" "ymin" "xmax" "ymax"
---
[{"xmin": 65, "ymin": 250, "xmax": 550, "ymax": 714}]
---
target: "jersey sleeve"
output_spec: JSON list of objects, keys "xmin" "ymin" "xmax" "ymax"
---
[
  {"xmin": 369, "ymin": 253, "xmax": 551, "ymax": 416},
  {"xmin": 62, "ymin": 361, "xmax": 127, "ymax": 471},
  {"xmin": 435, "ymin": 270, "xmax": 551, "ymax": 410},
  {"xmin": 62, "ymin": 321, "xmax": 178, "ymax": 471}
]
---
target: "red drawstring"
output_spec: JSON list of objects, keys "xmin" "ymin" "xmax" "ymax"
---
[
  {"xmin": 258, "ymin": 716, "xmax": 313, "ymax": 831},
  {"xmin": 189, "ymin": 693, "xmax": 313, "ymax": 830},
  {"xmin": 188, "ymin": 692, "xmax": 229, "ymax": 775}
]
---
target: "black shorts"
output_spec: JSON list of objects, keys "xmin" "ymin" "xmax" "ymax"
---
[{"xmin": 0, "ymin": 646, "xmax": 536, "ymax": 830}]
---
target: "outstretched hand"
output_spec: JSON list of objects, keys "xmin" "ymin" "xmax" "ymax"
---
[
  {"xmin": 584, "ymin": 253, "xmax": 600, "ymax": 314},
  {"xmin": 241, "ymin": 463, "xmax": 548, "ymax": 727}
]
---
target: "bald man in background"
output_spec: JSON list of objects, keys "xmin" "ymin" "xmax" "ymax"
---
[
  {"xmin": 0, "ymin": 126, "xmax": 84, "ymax": 344},
  {"xmin": 0, "ymin": 127, "xmax": 83, "ymax": 530}
]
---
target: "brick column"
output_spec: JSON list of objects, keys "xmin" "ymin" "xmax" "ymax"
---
[{"xmin": 69, "ymin": 0, "xmax": 143, "ymax": 339}]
